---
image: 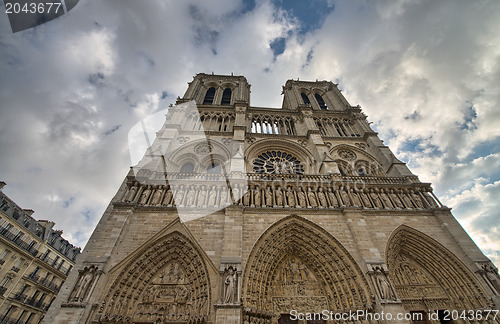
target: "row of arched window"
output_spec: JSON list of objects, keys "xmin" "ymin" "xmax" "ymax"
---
[
  {"xmin": 301, "ymin": 92, "xmax": 328, "ymax": 110},
  {"xmin": 203, "ymin": 87, "xmax": 232, "ymax": 105}
]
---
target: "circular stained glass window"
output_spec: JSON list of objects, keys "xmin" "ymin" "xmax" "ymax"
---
[{"xmin": 253, "ymin": 151, "xmax": 304, "ymax": 175}]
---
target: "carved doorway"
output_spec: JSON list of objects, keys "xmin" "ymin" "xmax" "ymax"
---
[
  {"xmin": 98, "ymin": 231, "xmax": 213, "ymax": 323},
  {"xmin": 386, "ymin": 225, "xmax": 489, "ymax": 316},
  {"xmin": 243, "ymin": 215, "xmax": 372, "ymax": 323}
]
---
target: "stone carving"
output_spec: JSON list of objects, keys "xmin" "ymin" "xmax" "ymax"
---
[
  {"xmin": 253, "ymin": 151, "xmax": 304, "ymax": 175},
  {"xmin": 244, "ymin": 216, "xmax": 371, "ymax": 315},
  {"xmin": 194, "ymin": 143, "xmax": 212, "ymax": 155},
  {"xmin": 185, "ymin": 185, "xmax": 196, "ymax": 206},
  {"xmin": 163, "ymin": 186, "xmax": 173, "ymax": 206},
  {"xmin": 410, "ymin": 190, "xmax": 424, "ymax": 209},
  {"xmin": 306, "ymin": 187, "xmax": 318, "ymax": 208},
  {"xmin": 370, "ymin": 189, "xmax": 382, "ymax": 209},
  {"xmin": 480, "ymin": 263, "xmax": 500, "ymax": 295},
  {"xmin": 370, "ymin": 266, "xmax": 397, "ymax": 301},
  {"xmin": 207, "ymin": 185, "xmax": 217, "ymax": 207},
  {"xmin": 338, "ymin": 149, "xmax": 356, "ymax": 161},
  {"xmin": 286, "ymin": 187, "xmax": 295, "ymax": 208},
  {"xmin": 379, "ymin": 189, "xmax": 393, "ymax": 209},
  {"xmin": 198, "ymin": 185, "xmax": 208, "ymax": 206},
  {"xmin": 123, "ymin": 182, "xmax": 138, "ymax": 202},
  {"xmin": 69, "ymin": 265, "xmax": 99, "ymax": 303},
  {"xmin": 174, "ymin": 185, "xmax": 186, "ymax": 207},
  {"xmin": 297, "ymin": 189, "xmax": 306, "ymax": 208},
  {"xmin": 275, "ymin": 186, "xmax": 283, "ymax": 207},
  {"xmin": 254, "ymin": 186, "xmax": 261, "ymax": 207},
  {"xmin": 223, "ymin": 267, "xmax": 236, "ymax": 304},
  {"xmin": 360, "ymin": 190, "xmax": 372, "ymax": 208},
  {"xmin": 339, "ymin": 188, "xmax": 351, "ymax": 207},
  {"xmin": 139, "ymin": 185, "xmax": 151, "ymax": 205},
  {"xmin": 265, "ymin": 186, "xmax": 273, "ymax": 207},
  {"xmin": 350, "ymin": 189, "xmax": 362, "ymax": 207},
  {"xmin": 317, "ymin": 187, "xmax": 328, "ymax": 208},
  {"xmin": 389, "ymin": 189, "xmax": 403, "ymax": 209},
  {"xmin": 327, "ymin": 188, "xmax": 338, "ymax": 208},
  {"xmin": 219, "ymin": 187, "xmax": 229, "ymax": 206},
  {"xmin": 101, "ymin": 232, "xmax": 211, "ymax": 323}
]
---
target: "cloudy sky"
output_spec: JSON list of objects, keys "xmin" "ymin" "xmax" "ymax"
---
[{"xmin": 0, "ymin": 0, "xmax": 499, "ymax": 266}]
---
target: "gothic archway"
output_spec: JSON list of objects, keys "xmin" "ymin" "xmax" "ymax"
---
[
  {"xmin": 243, "ymin": 215, "xmax": 372, "ymax": 323},
  {"xmin": 99, "ymin": 231, "xmax": 212, "ymax": 324},
  {"xmin": 386, "ymin": 225, "xmax": 490, "ymax": 312}
]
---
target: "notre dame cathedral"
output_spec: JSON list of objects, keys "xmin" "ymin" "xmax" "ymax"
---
[{"xmin": 44, "ymin": 73, "xmax": 500, "ymax": 323}]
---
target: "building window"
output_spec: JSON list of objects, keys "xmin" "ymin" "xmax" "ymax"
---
[
  {"xmin": 180, "ymin": 162, "xmax": 195, "ymax": 174},
  {"xmin": 253, "ymin": 151, "xmax": 304, "ymax": 175},
  {"xmin": 0, "ymin": 249, "xmax": 10, "ymax": 264},
  {"xmin": 301, "ymin": 92, "xmax": 310, "ymax": 105},
  {"xmin": 207, "ymin": 162, "xmax": 222, "ymax": 174},
  {"xmin": 203, "ymin": 87, "xmax": 216, "ymax": 105},
  {"xmin": 221, "ymin": 88, "xmax": 232, "ymax": 105},
  {"xmin": 315, "ymin": 93, "xmax": 328, "ymax": 110}
]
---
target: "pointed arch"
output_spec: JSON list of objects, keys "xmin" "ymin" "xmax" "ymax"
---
[
  {"xmin": 203, "ymin": 87, "xmax": 216, "ymax": 105},
  {"xmin": 243, "ymin": 215, "xmax": 372, "ymax": 318},
  {"xmin": 386, "ymin": 225, "xmax": 489, "ymax": 311},
  {"xmin": 99, "ymin": 228, "xmax": 214, "ymax": 323}
]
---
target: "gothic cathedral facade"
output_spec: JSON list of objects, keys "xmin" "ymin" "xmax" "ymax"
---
[{"xmin": 44, "ymin": 74, "xmax": 500, "ymax": 323}]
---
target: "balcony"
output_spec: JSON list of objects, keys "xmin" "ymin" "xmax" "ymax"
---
[
  {"xmin": 0, "ymin": 286, "xmax": 7, "ymax": 296},
  {"xmin": 0, "ymin": 228, "xmax": 39, "ymax": 257},
  {"xmin": 25, "ymin": 274, "xmax": 60, "ymax": 292}
]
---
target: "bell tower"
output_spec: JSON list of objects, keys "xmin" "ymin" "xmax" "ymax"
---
[{"xmin": 44, "ymin": 74, "xmax": 500, "ymax": 324}]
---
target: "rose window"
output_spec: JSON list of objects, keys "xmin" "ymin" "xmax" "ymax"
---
[{"xmin": 253, "ymin": 151, "xmax": 304, "ymax": 175}]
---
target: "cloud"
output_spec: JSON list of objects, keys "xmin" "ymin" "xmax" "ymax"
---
[{"xmin": 0, "ymin": 0, "xmax": 498, "ymax": 268}]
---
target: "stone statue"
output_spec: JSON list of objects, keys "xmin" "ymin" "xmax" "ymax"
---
[
  {"xmin": 327, "ymin": 188, "xmax": 338, "ymax": 208},
  {"xmin": 350, "ymin": 189, "xmax": 362, "ymax": 207},
  {"xmin": 224, "ymin": 268, "xmax": 236, "ymax": 303},
  {"xmin": 254, "ymin": 186, "xmax": 261, "ymax": 207},
  {"xmin": 70, "ymin": 267, "xmax": 95, "ymax": 302},
  {"xmin": 375, "ymin": 268, "xmax": 395, "ymax": 301},
  {"xmin": 207, "ymin": 186, "xmax": 217, "ymax": 207},
  {"xmin": 219, "ymin": 187, "xmax": 229, "ymax": 206},
  {"xmin": 340, "ymin": 189, "xmax": 351, "ymax": 207},
  {"xmin": 174, "ymin": 185, "xmax": 186, "ymax": 206},
  {"xmin": 124, "ymin": 182, "xmax": 138, "ymax": 202},
  {"xmin": 370, "ymin": 189, "xmax": 382, "ymax": 209},
  {"xmin": 163, "ymin": 186, "xmax": 173, "ymax": 206},
  {"xmin": 379, "ymin": 189, "xmax": 393, "ymax": 209},
  {"xmin": 389, "ymin": 189, "xmax": 403, "ymax": 209},
  {"xmin": 307, "ymin": 188, "xmax": 318, "ymax": 208},
  {"xmin": 297, "ymin": 189, "xmax": 306, "ymax": 208},
  {"xmin": 317, "ymin": 187, "xmax": 328, "ymax": 208},
  {"xmin": 139, "ymin": 186, "xmax": 151, "ymax": 205},
  {"xmin": 400, "ymin": 190, "xmax": 413, "ymax": 208},
  {"xmin": 231, "ymin": 184, "xmax": 240, "ymax": 205},
  {"xmin": 150, "ymin": 186, "xmax": 163, "ymax": 206},
  {"xmin": 286, "ymin": 187, "xmax": 295, "ymax": 208},
  {"xmin": 198, "ymin": 185, "xmax": 208, "ymax": 206},
  {"xmin": 243, "ymin": 186, "xmax": 252, "ymax": 206},
  {"xmin": 360, "ymin": 190, "xmax": 372, "ymax": 208},
  {"xmin": 410, "ymin": 190, "xmax": 425, "ymax": 209},
  {"xmin": 265, "ymin": 186, "xmax": 273, "ymax": 207},
  {"xmin": 185, "ymin": 185, "xmax": 196, "ymax": 206},
  {"xmin": 275, "ymin": 186, "xmax": 283, "ymax": 207},
  {"xmin": 483, "ymin": 264, "xmax": 500, "ymax": 294}
]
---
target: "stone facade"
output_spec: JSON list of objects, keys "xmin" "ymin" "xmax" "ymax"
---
[
  {"xmin": 44, "ymin": 74, "xmax": 500, "ymax": 323},
  {"xmin": 0, "ymin": 182, "xmax": 80, "ymax": 324}
]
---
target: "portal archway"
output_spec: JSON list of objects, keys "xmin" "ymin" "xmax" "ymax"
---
[
  {"xmin": 243, "ymin": 215, "xmax": 371, "ymax": 323},
  {"xmin": 386, "ymin": 225, "xmax": 489, "ymax": 313},
  {"xmin": 99, "ymin": 231, "xmax": 212, "ymax": 323}
]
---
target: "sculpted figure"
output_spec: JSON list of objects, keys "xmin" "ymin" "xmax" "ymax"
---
[
  {"xmin": 297, "ymin": 189, "xmax": 306, "ymax": 208},
  {"xmin": 423, "ymin": 189, "xmax": 439, "ymax": 207},
  {"xmin": 207, "ymin": 185, "xmax": 217, "ymax": 207},
  {"xmin": 150, "ymin": 186, "xmax": 163, "ymax": 205},
  {"xmin": 286, "ymin": 187, "xmax": 295, "ymax": 207},
  {"xmin": 360, "ymin": 190, "xmax": 372, "ymax": 208},
  {"xmin": 163, "ymin": 186, "xmax": 173, "ymax": 206},
  {"xmin": 307, "ymin": 187, "xmax": 318, "ymax": 208},
  {"xmin": 400, "ymin": 190, "xmax": 413, "ymax": 208},
  {"xmin": 254, "ymin": 186, "xmax": 261, "ymax": 207},
  {"xmin": 124, "ymin": 182, "xmax": 138, "ymax": 202},
  {"xmin": 223, "ymin": 268, "xmax": 236, "ymax": 303},
  {"xmin": 379, "ymin": 189, "xmax": 393, "ymax": 209},
  {"xmin": 139, "ymin": 186, "xmax": 151, "ymax": 205},
  {"xmin": 231, "ymin": 184, "xmax": 241, "ymax": 205},
  {"xmin": 317, "ymin": 187, "xmax": 328, "ymax": 208},
  {"xmin": 185, "ymin": 185, "xmax": 196, "ymax": 206},
  {"xmin": 174, "ymin": 185, "xmax": 185, "ymax": 206},
  {"xmin": 410, "ymin": 190, "xmax": 425, "ymax": 209},
  {"xmin": 327, "ymin": 188, "xmax": 338, "ymax": 208},
  {"xmin": 265, "ymin": 186, "xmax": 273, "ymax": 207},
  {"xmin": 70, "ymin": 269, "xmax": 95, "ymax": 302},
  {"xmin": 340, "ymin": 189, "xmax": 351, "ymax": 207},
  {"xmin": 219, "ymin": 187, "xmax": 229, "ymax": 206},
  {"xmin": 374, "ymin": 268, "xmax": 396, "ymax": 301},
  {"xmin": 350, "ymin": 189, "xmax": 362, "ymax": 207},
  {"xmin": 244, "ymin": 185, "xmax": 252, "ymax": 206},
  {"xmin": 370, "ymin": 189, "xmax": 382, "ymax": 209},
  {"xmin": 275, "ymin": 186, "xmax": 283, "ymax": 207},
  {"xmin": 484, "ymin": 264, "xmax": 500, "ymax": 294},
  {"xmin": 198, "ymin": 185, "xmax": 208, "ymax": 206},
  {"xmin": 389, "ymin": 189, "xmax": 403, "ymax": 209}
]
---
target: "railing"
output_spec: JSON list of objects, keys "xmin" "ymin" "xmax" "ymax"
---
[
  {"xmin": 0, "ymin": 228, "xmax": 39, "ymax": 257},
  {"xmin": 0, "ymin": 286, "xmax": 7, "ymax": 296},
  {"xmin": 25, "ymin": 274, "xmax": 60, "ymax": 292}
]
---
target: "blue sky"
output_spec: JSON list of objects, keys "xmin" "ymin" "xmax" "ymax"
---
[{"xmin": 0, "ymin": 0, "xmax": 499, "ymax": 267}]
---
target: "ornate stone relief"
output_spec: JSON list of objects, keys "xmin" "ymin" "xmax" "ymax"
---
[
  {"xmin": 68, "ymin": 264, "xmax": 101, "ymax": 304},
  {"xmin": 338, "ymin": 149, "xmax": 357, "ymax": 161},
  {"xmin": 97, "ymin": 232, "xmax": 211, "ymax": 323},
  {"xmin": 243, "ymin": 216, "xmax": 372, "ymax": 319},
  {"xmin": 367, "ymin": 264, "xmax": 397, "ymax": 302},
  {"xmin": 476, "ymin": 262, "xmax": 500, "ymax": 295},
  {"xmin": 253, "ymin": 151, "xmax": 304, "ymax": 175}
]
